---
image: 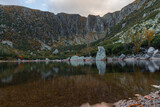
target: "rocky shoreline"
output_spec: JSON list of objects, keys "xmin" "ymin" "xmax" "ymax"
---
[
  {"xmin": 0, "ymin": 46, "xmax": 160, "ymax": 63},
  {"xmin": 81, "ymin": 90, "xmax": 160, "ymax": 107},
  {"xmin": 115, "ymin": 90, "xmax": 160, "ymax": 107}
]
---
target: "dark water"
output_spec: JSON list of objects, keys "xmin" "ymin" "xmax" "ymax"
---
[{"xmin": 0, "ymin": 60, "xmax": 160, "ymax": 106}]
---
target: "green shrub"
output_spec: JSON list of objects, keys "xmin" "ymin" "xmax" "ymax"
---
[
  {"xmin": 151, "ymin": 35, "xmax": 160, "ymax": 48},
  {"xmin": 104, "ymin": 44, "xmax": 114, "ymax": 55},
  {"xmin": 111, "ymin": 43, "xmax": 124, "ymax": 55},
  {"xmin": 141, "ymin": 40, "xmax": 148, "ymax": 48}
]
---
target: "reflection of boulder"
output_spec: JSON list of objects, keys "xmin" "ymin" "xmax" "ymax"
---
[
  {"xmin": 53, "ymin": 68, "xmax": 59, "ymax": 73},
  {"xmin": 119, "ymin": 61, "xmax": 126, "ymax": 67},
  {"xmin": 41, "ymin": 71, "xmax": 51, "ymax": 79},
  {"xmin": 1, "ymin": 75, "xmax": 13, "ymax": 83},
  {"xmin": 70, "ymin": 61, "xmax": 84, "ymax": 66},
  {"xmin": 147, "ymin": 61, "xmax": 159, "ymax": 73},
  {"xmin": 96, "ymin": 61, "xmax": 106, "ymax": 75},
  {"xmin": 96, "ymin": 46, "xmax": 106, "ymax": 61},
  {"xmin": 108, "ymin": 60, "xmax": 160, "ymax": 73},
  {"xmin": 138, "ymin": 60, "xmax": 160, "ymax": 72},
  {"xmin": 84, "ymin": 61, "xmax": 94, "ymax": 65}
]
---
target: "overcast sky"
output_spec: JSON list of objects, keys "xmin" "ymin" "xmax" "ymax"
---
[{"xmin": 0, "ymin": 0, "xmax": 134, "ymax": 16}]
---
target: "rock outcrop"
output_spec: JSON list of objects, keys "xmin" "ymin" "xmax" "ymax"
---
[{"xmin": 0, "ymin": 0, "xmax": 150, "ymax": 50}]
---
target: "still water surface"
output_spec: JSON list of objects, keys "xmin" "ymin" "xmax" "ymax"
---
[{"xmin": 0, "ymin": 60, "xmax": 160, "ymax": 106}]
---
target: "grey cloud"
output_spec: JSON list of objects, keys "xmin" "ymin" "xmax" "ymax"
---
[
  {"xmin": 47, "ymin": 0, "xmax": 134, "ymax": 16},
  {"xmin": 0, "ymin": 0, "xmax": 135, "ymax": 17},
  {"xmin": 0, "ymin": 0, "xmax": 22, "ymax": 5}
]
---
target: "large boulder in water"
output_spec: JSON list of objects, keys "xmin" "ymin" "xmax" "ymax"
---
[
  {"xmin": 96, "ymin": 46, "xmax": 106, "ymax": 61},
  {"xmin": 147, "ymin": 47, "xmax": 155, "ymax": 56}
]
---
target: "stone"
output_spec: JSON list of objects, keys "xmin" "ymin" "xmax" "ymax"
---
[
  {"xmin": 152, "ymin": 85, "xmax": 160, "ymax": 89},
  {"xmin": 1, "ymin": 75, "xmax": 13, "ymax": 83},
  {"xmin": 53, "ymin": 49, "xmax": 59, "ymax": 54},
  {"xmin": 30, "ymin": 52, "xmax": 33, "ymax": 55},
  {"xmin": 1, "ymin": 40, "xmax": 13, "ymax": 48},
  {"xmin": 84, "ymin": 56, "xmax": 95, "ymax": 61},
  {"xmin": 144, "ymin": 54, "xmax": 150, "ymax": 59},
  {"xmin": 119, "ymin": 54, "xmax": 126, "ymax": 59},
  {"xmin": 143, "ymin": 13, "xmax": 146, "ymax": 18},
  {"xmin": 70, "ymin": 56, "xmax": 85, "ymax": 61},
  {"xmin": 147, "ymin": 47, "xmax": 155, "ymax": 56},
  {"xmin": 70, "ymin": 56, "xmax": 79, "ymax": 61},
  {"xmin": 40, "ymin": 41, "xmax": 51, "ymax": 51},
  {"xmin": 70, "ymin": 60, "xmax": 84, "ymax": 66},
  {"xmin": 45, "ymin": 58, "xmax": 49, "ymax": 61},
  {"xmin": 153, "ymin": 49, "xmax": 160, "ymax": 58},
  {"xmin": 96, "ymin": 46, "xmax": 106, "ymax": 61},
  {"xmin": 122, "ymin": 23, "xmax": 126, "ymax": 28}
]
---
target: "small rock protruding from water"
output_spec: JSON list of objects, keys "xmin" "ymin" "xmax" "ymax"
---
[{"xmin": 96, "ymin": 46, "xmax": 106, "ymax": 61}]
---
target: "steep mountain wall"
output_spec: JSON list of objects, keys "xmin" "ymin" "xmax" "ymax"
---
[{"xmin": 0, "ymin": 0, "xmax": 150, "ymax": 50}]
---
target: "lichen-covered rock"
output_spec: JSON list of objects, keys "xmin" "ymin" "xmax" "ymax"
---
[
  {"xmin": 147, "ymin": 47, "xmax": 155, "ymax": 56},
  {"xmin": 96, "ymin": 46, "xmax": 106, "ymax": 61},
  {"xmin": 153, "ymin": 49, "xmax": 160, "ymax": 58},
  {"xmin": 84, "ymin": 57, "xmax": 95, "ymax": 61},
  {"xmin": 1, "ymin": 40, "xmax": 13, "ymax": 48},
  {"xmin": 40, "ymin": 41, "xmax": 51, "ymax": 51},
  {"xmin": 53, "ymin": 49, "xmax": 59, "ymax": 54},
  {"xmin": 70, "ymin": 56, "xmax": 85, "ymax": 61}
]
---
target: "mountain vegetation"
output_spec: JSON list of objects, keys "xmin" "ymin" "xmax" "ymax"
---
[{"xmin": 0, "ymin": 0, "xmax": 159, "ymax": 60}]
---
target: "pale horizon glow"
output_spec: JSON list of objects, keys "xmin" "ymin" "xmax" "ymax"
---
[{"xmin": 0, "ymin": 0, "xmax": 134, "ymax": 16}]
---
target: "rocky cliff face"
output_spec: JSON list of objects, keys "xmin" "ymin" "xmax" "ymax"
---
[{"xmin": 0, "ymin": 0, "xmax": 151, "ymax": 50}]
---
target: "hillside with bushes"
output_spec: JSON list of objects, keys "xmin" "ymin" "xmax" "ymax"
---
[{"xmin": 0, "ymin": 0, "xmax": 160, "ymax": 60}]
